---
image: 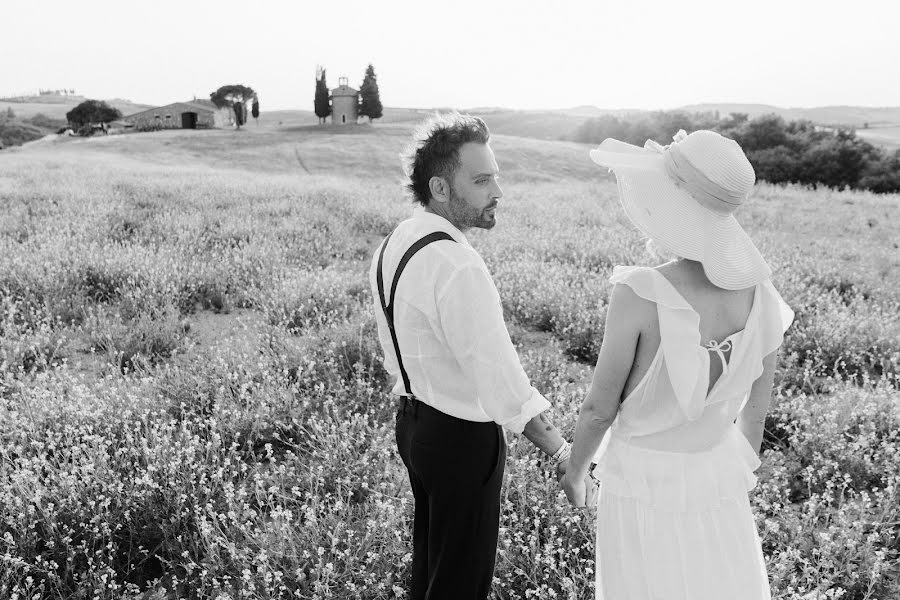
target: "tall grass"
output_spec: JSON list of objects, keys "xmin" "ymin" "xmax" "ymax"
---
[{"xmin": 0, "ymin": 129, "xmax": 897, "ymax": 598}]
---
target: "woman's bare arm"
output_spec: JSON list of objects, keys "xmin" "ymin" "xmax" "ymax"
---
[
  {"xmin": 561, "ymin": 284, "xmax": 644, "ymax": 505},
  {"xmin": 737, "ymin": 350, "xmax": 777, "ymax": 454}
]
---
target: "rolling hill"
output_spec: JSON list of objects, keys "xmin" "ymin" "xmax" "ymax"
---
[
  {"xmin": 0, "ymin": 93, "xmax": 152, "ymax": 120},
  {"xmin": 4, "ymin": 93, "xmax": 899, "ymax": 151},
  {"xmin": 679, "ymin": 103, "xmax": 900, "ymax": 127},
  {"xmin": 1, "ymin": 122, "xmax": 898, "ymax": 597}
]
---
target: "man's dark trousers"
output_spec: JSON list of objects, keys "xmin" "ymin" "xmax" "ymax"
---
[{"xmin": 395, "ymin": 396, "xmax": 507, "ymax": 600}]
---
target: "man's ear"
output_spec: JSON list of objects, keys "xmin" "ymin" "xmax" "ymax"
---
[{"xmin": 428, "ymin": 176, "xmax": 450, "ymax": 204}]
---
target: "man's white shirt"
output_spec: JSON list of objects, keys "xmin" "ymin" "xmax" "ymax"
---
[{"xmin": 369, "ymin": 209, "xmax": 550, "ymax": 434}]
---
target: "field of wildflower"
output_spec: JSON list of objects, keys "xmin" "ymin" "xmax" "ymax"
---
[{"xmin": 1, "ymin": 123, "xmax": 898, "ymax": 599}]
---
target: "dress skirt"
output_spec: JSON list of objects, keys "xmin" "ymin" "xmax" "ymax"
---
[{"xmin": 592, "ymin": 426, "xmax": 771, "ymax": 600}]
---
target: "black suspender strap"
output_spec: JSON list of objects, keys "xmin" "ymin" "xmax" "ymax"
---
[{"xmin": 377, "ymin": 230, "xmax": 456, "ymax": 397}]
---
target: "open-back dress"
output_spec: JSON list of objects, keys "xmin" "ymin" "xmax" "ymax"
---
[{"xmin": 591, "ymin": 266, "xmax": 793, "ymax": 600}]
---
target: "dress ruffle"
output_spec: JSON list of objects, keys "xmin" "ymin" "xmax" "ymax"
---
[
  {"xmin": 609, "ymin": 266, "xmax": 794, "ymax": 418},
  {"xmin": 745, "ymin": 280, "xmax": 794, "ymax": 387},
  {"xmin": 719, "ymin": 279, "xmax": 794, "ymax": 412},
  {"xmin": 593, "ymin": 426, "xmax": 761, "ymax": 512},
  {"xmin": 610, "ymin": 266, "xmax": 710, "ymax": 420}
]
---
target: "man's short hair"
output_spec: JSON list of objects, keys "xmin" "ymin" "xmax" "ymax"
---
[{"xmin": 400, "ymin": 113, "xmax": 491, "ymax": 206}]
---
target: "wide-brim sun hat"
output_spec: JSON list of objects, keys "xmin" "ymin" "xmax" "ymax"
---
[{"xmin": 589, "ymin": 129, "xmax": 771, "ymax": 290}]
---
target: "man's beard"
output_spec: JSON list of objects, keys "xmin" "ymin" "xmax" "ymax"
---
[{"xmin": 447, "ymin": 187, "xmax": 496, "ymax": 230}]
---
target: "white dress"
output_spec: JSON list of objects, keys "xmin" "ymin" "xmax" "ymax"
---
[{"xmin": 591, "ymin": 266, "xmax": 794, "ymax": 600}]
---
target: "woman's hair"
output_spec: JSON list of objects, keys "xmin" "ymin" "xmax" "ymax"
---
[
  {"xmin": 645, "ymin": 238, "xmax": 681, "ymax": 263},
  {"xmin": 400, "ymin": 113, "xmax": 491, "ymax": 206}
]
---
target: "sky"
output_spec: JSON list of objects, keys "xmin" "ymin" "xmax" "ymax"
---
[{"xmin": 4, "ymin": 0, "xmax": 900, "ymax": 112}]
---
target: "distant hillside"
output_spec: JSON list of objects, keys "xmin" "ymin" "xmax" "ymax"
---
[
  {"xmin": 264, "ymin": 106, "xmax": 638, "ymax": 141},
  {"xmin": 0, "ymin": 94, "xmax": 152, "ymax": 121},
  {"xmin": 447, "ymin": 104, "xmax": 900, "ymax": 144},
  {"xmin": 0, "ymin": 93, "xmax": 86, "ymax": 104},
  {"xmin": 6, "ymin": 97, "xmax": 897, "ymax": 151},
  {"xmin": 205, "ymin": 104, "xmax": 900, "ymax": 151},
  {"xmin": 856, "ymin": 126, "xmax": 900, "ymax": 151},
  {"xmin": 676, "ymin": 103, "xmax": 900, "ymax": 151},
  {"xmin": 469, "ymin": 110, "xmax": 586, "ymax": 140},
  {"xmin": 679, "ymin": 103, "xmax": 900, "ymax": 128}
]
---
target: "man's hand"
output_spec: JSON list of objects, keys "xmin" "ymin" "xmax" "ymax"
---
[{"xmin": 555, "ymin": 457, "xmax": 569, "ymax": 482}]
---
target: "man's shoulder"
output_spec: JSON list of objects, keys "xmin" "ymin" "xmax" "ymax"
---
[{"xmin": 375, "ymin": 218, "xmax": 478, "ymax": 267}]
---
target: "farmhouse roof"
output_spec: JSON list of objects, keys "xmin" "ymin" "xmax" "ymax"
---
[
  {"xmin": 188, "ymin": 98, "xmax": 217, "ymax": 110},
  {"xmin": 124, "ymin": 100, "xmax": 219, "ymax": 119}
]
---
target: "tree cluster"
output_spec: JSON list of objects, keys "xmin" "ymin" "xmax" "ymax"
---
[
  {"xmin": 571, "ymin": 111, "xmax": 900, "ymax": 194},
  {"xmin": 210, "ymin": 85, "xmax": 257, "ymax": 129},
  {"xmin": 65, "ymin": 100, "xmax": 122, "ymax": 127}
]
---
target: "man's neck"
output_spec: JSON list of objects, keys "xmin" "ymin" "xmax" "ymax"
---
[{"xmin": 424, "ymin": 204, "xmax": 468, "ymax": 232}]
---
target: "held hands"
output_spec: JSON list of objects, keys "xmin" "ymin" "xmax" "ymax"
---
[
  {"xmin": 556, "ymin": 457, "xmax": 599, "ymax": 509},
  {"xmin": 560, "ymin": 470, "xmax": 598, "ymax": 508}
]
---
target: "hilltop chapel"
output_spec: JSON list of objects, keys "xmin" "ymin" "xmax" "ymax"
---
[{"xmin": 331, "ymin": 77, "xmax": 358, "ymax": 125}]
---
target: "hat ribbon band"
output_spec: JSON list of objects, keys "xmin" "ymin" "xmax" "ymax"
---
[{"xmin": 663, "ymin": 145, "xmax": 744, "ymax": 215}]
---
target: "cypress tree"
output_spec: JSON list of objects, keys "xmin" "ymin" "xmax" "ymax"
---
[
  {"xmin": 315, "ymin": 67, "xmax": 331, "ymax": 125},
  {"xmin": 358, "ymin": 63, "xmax": 383, "ymax": 123}
]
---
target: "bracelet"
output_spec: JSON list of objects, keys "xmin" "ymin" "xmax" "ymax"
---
[{"xmin": 550, "ymin": 440, "xmax": 571, "ymax": 466}]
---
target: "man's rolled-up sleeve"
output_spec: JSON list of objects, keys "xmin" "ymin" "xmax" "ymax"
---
[{"xmin": 437, "ymin": 265, "xmax": 551, "ymax": 434}]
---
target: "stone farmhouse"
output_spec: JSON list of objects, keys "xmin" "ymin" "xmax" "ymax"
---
[{"xmin": 124, "ymin": 99, "xmax": 231, "ymax": 130}]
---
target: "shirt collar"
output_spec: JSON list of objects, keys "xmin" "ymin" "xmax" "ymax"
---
[{"xmin": 412, "ymin": 207, "xmax": 470, "ymax": 246}]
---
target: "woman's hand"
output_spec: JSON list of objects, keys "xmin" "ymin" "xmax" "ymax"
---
[
  {"xmin": 561, "ymin": 471, "xmax": 586, "ymax": 506},
  {"xmin": 560, "ymin": 471, "xmax": 597, "ymax": 508}
]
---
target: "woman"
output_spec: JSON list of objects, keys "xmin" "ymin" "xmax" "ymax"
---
[{"xmin": 559, "ymin": 130, "xmax": 793, "ymax": 599}]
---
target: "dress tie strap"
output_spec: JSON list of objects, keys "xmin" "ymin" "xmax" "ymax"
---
[{"xmin": 705, "ymin": 339, "xmax": 733, "ymax": 376}]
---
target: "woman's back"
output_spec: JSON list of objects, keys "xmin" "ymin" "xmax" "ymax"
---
[
  {"xmin": 622, "ymin": 260, "xmax": 756, "ymax": 402},
  {"xmin": 601, "ymin": 264, "xmax": 792, "ymax": 454}
]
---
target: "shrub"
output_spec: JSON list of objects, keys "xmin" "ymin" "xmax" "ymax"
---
[
  {"xmin": 570, "ymin": 111, "xmax": 897, "ymax": 194},
  {"xmin": 28, "ymin": 112, "xmax": 67, "ymax": 130},
  {"xmin": 0, "ymin": 121, "xmax": 45, "ymax": 147},
  {"xmin": 859, "ymin": 151, "xmax": 900, "ymax": 194},
  {"xmin": 0, "ymin": 296, "xmax": 66, "ymax": 376},
  {"xmin": 747, "ymin": 145, "xmax": 801, "ymax": 184},
  {"xmin": 86, "ymin": 300, "xmax": 188, "ymax": 372}
]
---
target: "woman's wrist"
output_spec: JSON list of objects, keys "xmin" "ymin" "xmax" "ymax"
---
[
  {"xmin": 566, "ymin": 448, "xmax": 592, "ymax": 480},
  {"xmin": 568, "ymin": 462, "xmax": 589, "ymax": 480}
]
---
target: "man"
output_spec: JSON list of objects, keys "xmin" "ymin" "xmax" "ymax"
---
[{"xmin": 369, "ymin": 113, "xmax": 588, "ymax": 600}]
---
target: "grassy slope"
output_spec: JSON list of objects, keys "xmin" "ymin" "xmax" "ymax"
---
[
  {"xmin": 13, "ymin": 121, "xmax": 895, "ymax": 282},
  {"xmin": 0, "ymin": 98, "xmax": 152, "ymax": 120},
  {"xmin": 1, "ymin": 125, "xmax": 899, "ymax": 598},
  {"xmin": 255, "ymin": 105, "xmax": 900, "ymax": 150},
  {"xmin": 857, "ymin": 125, "xmax": 900, "ymax": 151}
]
